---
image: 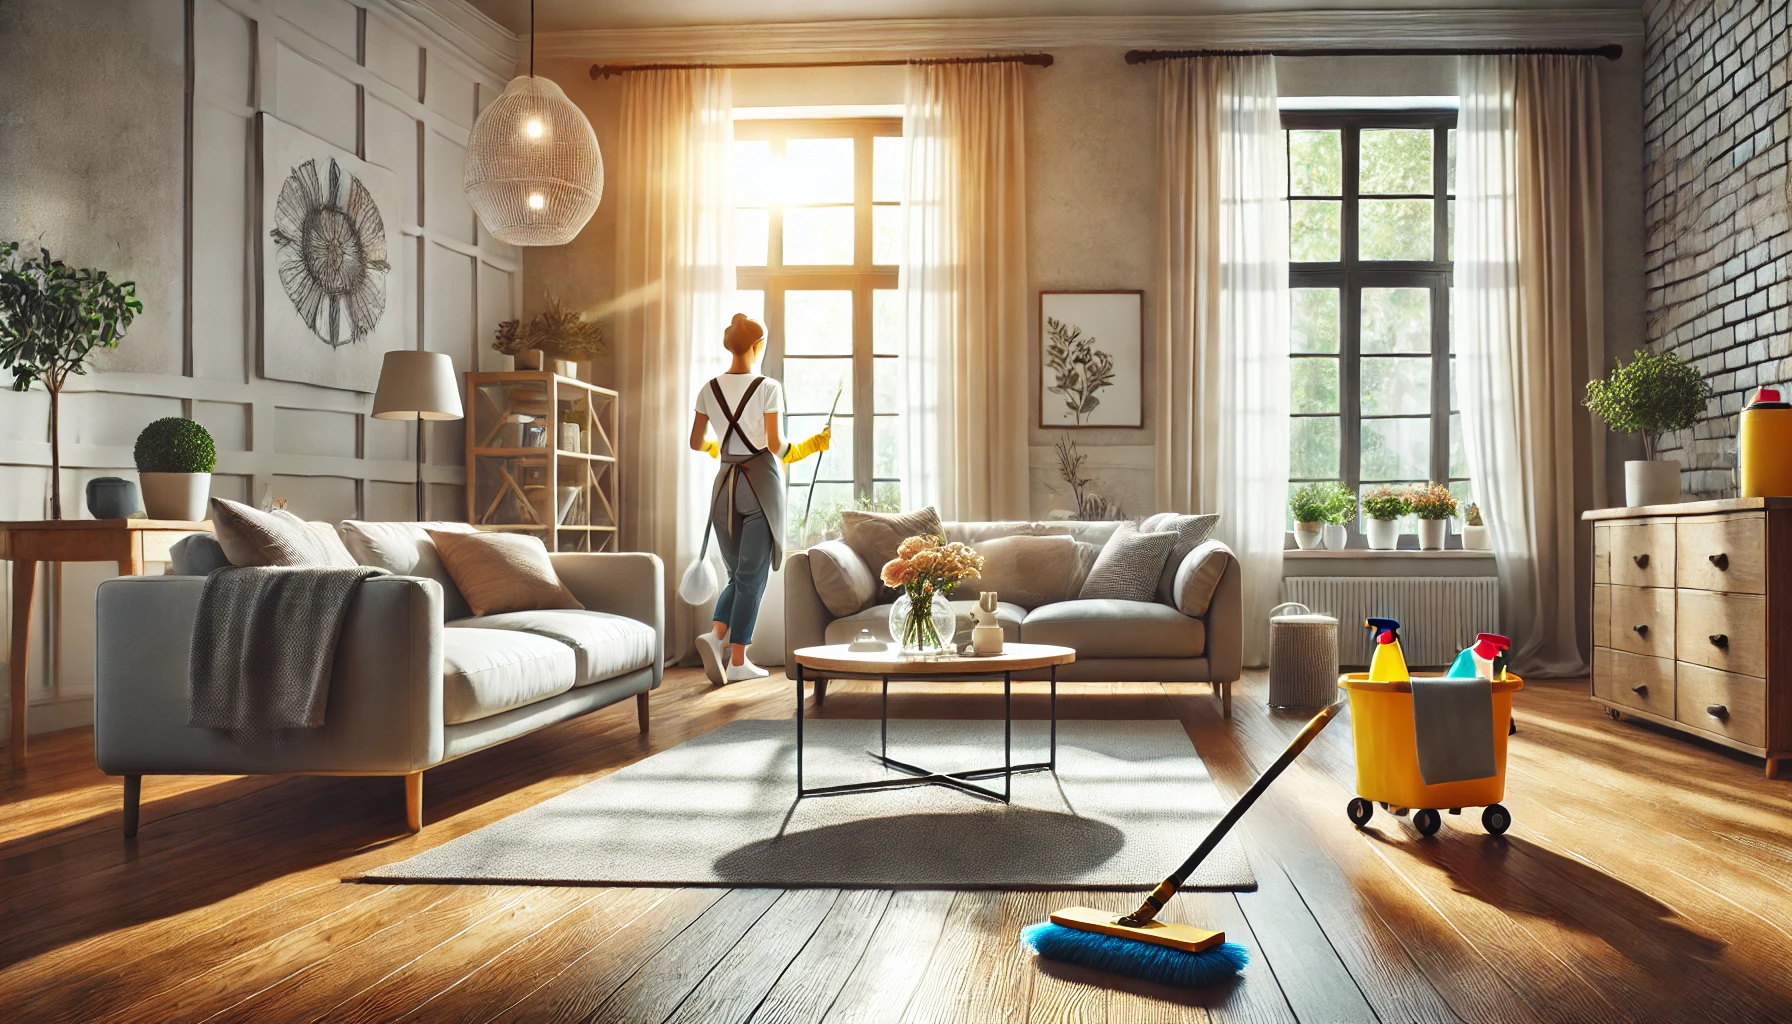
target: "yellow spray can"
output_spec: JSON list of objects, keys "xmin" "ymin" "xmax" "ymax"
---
[{"xmin": 1740, "ymin": 387, "xmax": 1792, "ymax": 497}]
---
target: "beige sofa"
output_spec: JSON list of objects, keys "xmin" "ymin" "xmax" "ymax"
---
[
  {"xmin": 94, "ymin": 521, "xmax": 662, "ymax": 835},
  {"xmin": 783, "ymin": 519, "xmax": 1241, "ymax": 714}
]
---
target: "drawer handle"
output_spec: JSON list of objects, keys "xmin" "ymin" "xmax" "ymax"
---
[
  {"xmin": 1631, "ymin": 684, "xmax": 1649, "ymax": 695},
  {"xmin": 1709, "ymin": 633, "xmax": 1729, "ymax": 648},
  {"xmin": 1633, "ymin": 554, "xmax": 1650, "ymax": 568},
  {"xmin": 1632, "ymin": 624, "xmax": 1649, "ymax": 636},
  {"xmin": 1709, "ymin": 553, "xmax": 1729, "ymax": 570},
  {"xmin": 1706, "ymin": 703, "xmax": 1729, "ymax": 719}
]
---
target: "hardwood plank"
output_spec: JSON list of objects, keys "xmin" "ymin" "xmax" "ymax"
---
[
  {"xmin": 1229, "ymin": 843, "xmax": 1376, "ymax": 1024},
  {"xmin": 896, "ymin": 890, "xmax": 1038, "ymax": 1024},
  {"xmin": 665, "ymin": 888, "xmax": 840, "ymax": 1024},
  {"xmin": 819, "ymin": 890, "xmax": 956, "ymax": 1024},
  {"xmin": 744, "ymin": 889, "xmax": 894, "ymax": 1024},
  {"xmin": 586, "ymin": 888, "xmax": 784, "ymax": 1024}
]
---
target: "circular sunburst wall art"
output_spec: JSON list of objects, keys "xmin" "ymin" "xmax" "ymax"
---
[{"xmin": 269, "ymin": 157, "xmax": 392, "ymax": 348}]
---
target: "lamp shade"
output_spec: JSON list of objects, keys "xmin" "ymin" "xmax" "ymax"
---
[
  {"xmin": 463, "ymin": 76, "xmax": 603, "ymax": 246},
  {"xmin": 372, "ymin": 351, "xmax": 463, "ymax": 421}
]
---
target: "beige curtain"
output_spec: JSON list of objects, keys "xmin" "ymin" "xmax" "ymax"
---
[
  {"xmin": 898, "ymin": 61, "xmax": 1030, "ymax": 520},
  {"xmin": 1155, "ymin": 57, "xmax": 1290, "ymax": 666},
  {"xmin": 613, "ymin": 69, "xmax": 735, "ymax": 663},
  {"xmin": 1457, "ymin": 55, "xmax": 1603, "ymax": 676}
]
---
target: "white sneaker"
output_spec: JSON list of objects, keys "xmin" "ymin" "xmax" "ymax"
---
[
  {"xmin": 725, "ymin": 658, "xmax": 770, "ymax": 683},
  {"xmin": 696, "ymin": 632, "xmax": 727, "ymax": 685}
]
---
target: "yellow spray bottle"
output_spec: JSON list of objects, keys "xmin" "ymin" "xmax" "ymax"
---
[{"xmin": 1365, "ymin": 618, "xmax": 1409, "ymax": 682}]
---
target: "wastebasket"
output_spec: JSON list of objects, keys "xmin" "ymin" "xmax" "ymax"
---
[{"xmin": 1267, "ymin": 602, "xmax": 1338, "ymax": 708}]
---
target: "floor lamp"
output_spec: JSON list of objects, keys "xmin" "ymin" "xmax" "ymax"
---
[{"xmin": 372, "ymin": 351, "xmax": 464, "ymax": 521}]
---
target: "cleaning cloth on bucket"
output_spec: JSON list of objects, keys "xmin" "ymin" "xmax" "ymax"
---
[{"xmin": 1409, "ymin": 676, "xmax": 1496, "ymax": 785}]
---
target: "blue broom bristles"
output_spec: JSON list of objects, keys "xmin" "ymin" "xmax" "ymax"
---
[{"xmin": 1020, "ymin": 922, "xmax": 1250, "ymax": 989}]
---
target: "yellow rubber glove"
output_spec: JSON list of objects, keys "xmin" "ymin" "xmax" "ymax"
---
[
  {"xmin": 781, "ymin": 425, "xmax": 831, "ymax": 464},
  {"xmin": 701, "ymin": 439, "xmax": 719, "ymax": 459}
]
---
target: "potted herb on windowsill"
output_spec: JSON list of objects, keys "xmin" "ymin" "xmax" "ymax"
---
[
  {"xmin": 1584, "ymin": 348, "xmax": 1713, "ymax": 508},
  {"xmin": 134, "ymin": 417, "xmax": 217, "ymax": 521},
  {"xmin": 1409, "ymin": 482, "xmax": 1458, "ymax": 550},
  {"xmin": 1361, "ymin": 485, "xmax": 1408, "ymax": 550},
  {"xmin": 1462, "ymin": 502, "xmax": 1491, "ymax": 550},
  {"xmin": 1322, "ymin": 486, "xmax": 1357, "ymax": 550},
  {"xmin": 1289, "ymin": 483, "xmax": 1333, "ymax": 550}
]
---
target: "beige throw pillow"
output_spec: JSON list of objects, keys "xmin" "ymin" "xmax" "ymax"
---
[
  {"xmin": 806, "ymin": 540, "xmax": 878, "ymax": 617},
  {"xmin": 948, "ymin": 534, "xmax": 1082, "ymax": 609},
  {"xmin": 1078, "ymin": 522, "xmax": 1179, "ymax": 603},
  {"xmin": 209, "ymin": 497, "xmax": 358, "ymax": 568},
  {"xmin": 338, "ymin": 520, "xmax": 479, "ymax": 620},
  {"xmin": 840, "ymin": 506, "xmax": 943, "ymax": 590},
  {"xmin": 1175, "ymin": 539, "xmax": 1236, "ymax": 617},
  {"xmin": 427, "ymin": 530, "xmax": 583, "ymax": 617},
  {"xmin": 1139, "ymin": 512, "xmax": 1221, "ymax": 604}
]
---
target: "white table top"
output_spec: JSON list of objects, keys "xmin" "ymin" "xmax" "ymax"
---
[{"xmin": 791, "ymin": 642, "xmax": 1076, "ymax": 675}]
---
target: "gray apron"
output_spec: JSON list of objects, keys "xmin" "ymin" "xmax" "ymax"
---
[{"xmin": 702, "ymin": 376, "xmax": 786, "ymax": 573}]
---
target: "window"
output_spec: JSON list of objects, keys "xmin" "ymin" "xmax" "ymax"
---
[
  {"xmin": 733, "ymin": 118, "xmax": 903, "ymax": 542},
  {"xmin": 1284, "ymin": 110, "xmax": 1468, "ymax": 536}
]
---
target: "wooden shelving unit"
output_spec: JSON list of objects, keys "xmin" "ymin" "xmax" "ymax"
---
[{"xmin": 465, "ymin": 371, "xmax": 618, "ymax": 552}]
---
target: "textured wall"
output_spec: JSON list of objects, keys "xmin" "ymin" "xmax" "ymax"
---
[{"xmin": 1644, "ymin": 0, "xmax": 1792, "ymax": 498}]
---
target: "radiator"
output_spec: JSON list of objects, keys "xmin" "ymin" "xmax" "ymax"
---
[{"xmin": 1282, "ymin": 576, "xmax": 1500, "ymax": 668}]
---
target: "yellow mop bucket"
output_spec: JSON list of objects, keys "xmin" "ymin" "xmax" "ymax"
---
[{"xmin": 1338, "ymin": 672, "xmax": 1523, "ymax": 836}]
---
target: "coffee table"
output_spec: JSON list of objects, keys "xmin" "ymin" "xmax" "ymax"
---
[{"xmin": 790, "ymin": 643, "xmax": 1076, "ymax": 803}]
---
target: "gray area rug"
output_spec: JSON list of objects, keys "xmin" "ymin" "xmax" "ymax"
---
[{"xmin": 360, "ymin": 719, "xmax": 1255, "ymax": 891}]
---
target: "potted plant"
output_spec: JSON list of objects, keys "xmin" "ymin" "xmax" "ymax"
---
[
  {"xmin": 1361, "ymin": 485, "xmax": 1409, "ymax": 550},
  {"xmin": 1462, "ymin": 502, "xmax": 1491, "ymax": 550},
  {"xmin": 1288, "ymin": 483, "xmax": 1333, "ymax": 550},
  {"xmin": 1584, "ymin": 348, "xmax": 1713, "ymax": 507},
  {"xmin": 0, "ymin": 243, "xmax": 142, "ymax": 518},
  {"xmin": 134, "ymin": 418, "xmax": 217, "ymax": 521},
  {"xmin": 1322, "ymin": 486, "xmax": 1358, "ymax": 551},
  {"xmin": 1409, "ymin": 482, "xmax": 1458, "ymax": 550}
]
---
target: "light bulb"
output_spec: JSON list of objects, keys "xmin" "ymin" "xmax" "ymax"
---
[
  {"xmin": 527, "ymin": 193, "xmax": 546, "ymax": 210},
  {"xmin": 525, "ymin": 118, "xmax": 544, "ymax": 139}
]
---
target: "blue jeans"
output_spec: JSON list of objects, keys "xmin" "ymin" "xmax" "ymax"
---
[{"xmin": 713, "ymin": 511, "xmax": 772, "ymax": 645}]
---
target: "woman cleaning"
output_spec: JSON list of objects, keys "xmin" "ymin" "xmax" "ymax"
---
[{"xmin": 689, "ymin": 313, "xmax": 829, "ymax": 684}]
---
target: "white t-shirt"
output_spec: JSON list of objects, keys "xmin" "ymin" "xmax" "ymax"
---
[{"xmin": 694, "ymin": 373, "xmax": 784, "ymax": 456}]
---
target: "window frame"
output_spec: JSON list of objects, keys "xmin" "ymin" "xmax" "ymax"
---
[
  {"xmin": 1282, "ymin": 109, "xmax": 1462, "ymax": 540},
  {"xmin": 733, "ymin": 117, "xmax": 902, "ymax": 513}
]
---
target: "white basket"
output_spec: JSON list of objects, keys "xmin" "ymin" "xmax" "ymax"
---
[{"xmin": 1268, "ymin": 602, "xmax": 1339, "ymax": 709}]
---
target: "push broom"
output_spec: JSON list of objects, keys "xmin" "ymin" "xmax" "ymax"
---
[{"xmin": 1022, "ymin": 701, "xmax": 1341, "ymax": 988}]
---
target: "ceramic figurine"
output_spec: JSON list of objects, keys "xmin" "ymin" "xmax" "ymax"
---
[{"xmin": 971, "ymin": 592, "xmax": 1004, "ymax": 655}]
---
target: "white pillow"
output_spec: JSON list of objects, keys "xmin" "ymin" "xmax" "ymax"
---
[
  {"xmin": 208, "ymin": 497, "xmax": 357, "ymax": 568},
  {"xmin": 337, "ymin": 520, "xmax": 478, "ymax": 620}
]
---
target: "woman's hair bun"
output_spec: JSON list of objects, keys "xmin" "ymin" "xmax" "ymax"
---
[
  {"xmin": 731, "ymin": 312, "xmax": 748, "ymax": 326},
  {"xmin": 723, "ymin": 312, "xmax": 765, "ymax": 355}
]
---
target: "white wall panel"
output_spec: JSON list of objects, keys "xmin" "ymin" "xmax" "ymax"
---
[
  {"xmin": 0, "ymin": 392, "xmax": 49, "ymax": 443},
  {"xmin": 273, "ymin": 406, "xmax": 361, "ymax": 459},
  {"xmin": 195, "ymin": 0, "xmax": 254, "ymax": 107},
  {"xmin": 190, "ymin": 101, "xmax": 251, "ymax": 382},
  {"xmin": 273, "ymin": 474, "xmax": 360, "ymax": 521},
  {"xmin": 63, "ymin": 392, "xmax": 184, "ymax": 447},
  {"xmin": 209, "ymin": 473, "xmax": 252, "ymax": 505},
  {"xmin": 365, "ymin": 94, "xmax": 419, "ymax": 223},
  {"xmin": 424, "ymin": 128, "xmax": 475, "ymax": 243},
  {"xmin": 426, "ymin": 243, "xmax": 475, "ymax": 468},
  {"xmin": 192, "ymin": 400, "xmax": 250, "ymax": 451},
  {"xmin": 365, "ymin": 13, "xmax": 422, "ymax": 100},
  {"xmin": 277, "ymin": 0, "xmax": 359, "ymax": 59},
  {"xmin": 476, "ymin": 261, "xmax": 514, "ymax": 373},
  {"xmin": 366, "ymin": 479, "xmax": 416, "ymax": 521},
  {"xmin": 274, "ymin": 42, "xmax": 358, "ymax": 153},
  {"xmin": 425, "ymin": 57, "xmax": 477, "ymax": 129},
  {"xmin": 367, "ymin": 417, "xmax": 412, "ymax": 462}
]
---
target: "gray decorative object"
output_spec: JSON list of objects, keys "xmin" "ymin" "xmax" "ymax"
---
[
  {"xmin": 259, "ymin": 114, "xmax": 404, "ymax": 393},
  {"xmin": 85, "ymin": 477, "xmax": 140, "ymax": 519},
  {"xmin": 1039, "ymin": 291, "xmax": 1142, "ymax": 428}
]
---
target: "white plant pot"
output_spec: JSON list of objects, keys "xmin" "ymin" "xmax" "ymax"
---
[
  {"xmin": 139, "ymin": 472, "xmax": 212, "ymax": 522},
  {"xmin": 1323, "ymin": 523, "xmax": 1349, "ymax": 551},
  {"xmin": 1625, "ymin": 459, "xmax": 1682, "ymax": 508},
  {"xmin": 1293, "ymin": 522, "xmax": 1323, "ymax": 549},
  {"xmin": 1417, "ymin": 519, "xmax": 1448, "ymax": 550},
  {"xmin": 1365, "ymin": 518, "xmax": 1400, "ymax": 550},
  {"xmin": 1461, "ymin": 523, "xmax": 1491, "ymax": 550}
]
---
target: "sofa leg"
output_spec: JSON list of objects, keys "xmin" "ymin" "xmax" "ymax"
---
[
  {"xmin": 1220, "ymin": 681, "xmax": 1232, "ymax": 719},
  {"xmin": 636, "ymin": 691, "xmax": 650, "ymax": 734},
  {"xmin": 122, "ymin": 774, "xmax": 141, "ymax": 838},
  {"xmin": 404, "ymin": 771, "xmax": 423, "ymax": 832},
  {"xmin": 814, "ymin": 678, "xmax": 827, "ymax": 705}
]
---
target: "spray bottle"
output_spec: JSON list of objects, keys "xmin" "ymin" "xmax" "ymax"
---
[
  {"xmin": 1365, "ymin": 618, "xmax": 1409, "ymax": 682},
  {"xmin": 1446, "ymin": 633, "xmax": 1511, "ymax": 680}
]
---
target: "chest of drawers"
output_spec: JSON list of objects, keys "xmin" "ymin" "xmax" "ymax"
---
[{"xmin": 1585, "ymin": 499, "xmax": 1790, "ymax": 779}]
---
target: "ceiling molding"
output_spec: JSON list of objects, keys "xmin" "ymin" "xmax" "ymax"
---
[
  {"xmin": 534, "ymin": 9, "xmax": 1644, "ymax": 62},
  {"xmin": 378, "ymin": 0, "xmax": 523, "ymax": 80}
]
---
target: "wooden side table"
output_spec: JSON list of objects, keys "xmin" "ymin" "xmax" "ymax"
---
[{"xmin": 2, "ymin": 518, "xmax": 211, "ymax": 767}]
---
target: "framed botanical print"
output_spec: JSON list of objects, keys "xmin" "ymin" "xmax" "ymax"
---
[{"xmin": 1039, "ymin": 290, "xmax": 1143, "ymax": 428}]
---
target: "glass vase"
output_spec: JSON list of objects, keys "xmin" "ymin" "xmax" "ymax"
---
[{"xmin": 889, "ymin": 590, "xmax": 956, "ymax": 654}]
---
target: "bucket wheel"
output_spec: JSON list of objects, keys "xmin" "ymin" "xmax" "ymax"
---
[
  {"xmin": 1347, "ymin": 797, "xmax": 1373, "ymax": 827},
  {"xmin": 1482, "ymin": 803, "xmax": 1511, "ymax": 835},
  {"xmin": 1412, "ymin": 808, "xmax": 1442, "ymax": 836}
]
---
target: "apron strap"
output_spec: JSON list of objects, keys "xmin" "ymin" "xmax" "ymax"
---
[{"xmin": 709, "ymin": 376, "xmax": 767, "ymax": 457}]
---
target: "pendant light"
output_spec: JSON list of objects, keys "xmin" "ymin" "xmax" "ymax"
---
[{"xmin": 462, "ymin": 0, "xmax": 603, "ymax": 246}]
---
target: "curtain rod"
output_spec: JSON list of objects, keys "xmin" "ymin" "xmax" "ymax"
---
[
  {"xmin": 590, "ymin": 52, "xmax": 1053, "ymax": 79},
  {"xmin": 1125, "ymin": 44, "xmax": 1623, "ymax": 63}
]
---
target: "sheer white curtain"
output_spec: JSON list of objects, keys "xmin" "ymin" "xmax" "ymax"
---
[
  {"xmin": 897, "ymin": 61, "xmax": 1031, "ymax": 520},
  {"xmin": 613, "ymin": 69, "xmax": 735, "ymax": 662},
  {"xmin": 1457, "ymin": 54, "xmax": 1602, "ymax": 676},
  {"xmin": 1156, "ymin": 56, "xmax": 1289, "ymax": 666}
]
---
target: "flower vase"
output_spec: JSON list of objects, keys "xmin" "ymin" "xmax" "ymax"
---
[{"xmin": 889, "ymin": 591, "xmax": 956, "ymax": 654}]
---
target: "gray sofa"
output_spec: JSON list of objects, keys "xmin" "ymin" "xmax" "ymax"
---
[
  {"xmin": 95, "ymin": 529, "xmax": 662, "ymax": 836},
  {"xmin": 784, "ymin": 519, "xmax": 1241, "ymax": 714}
]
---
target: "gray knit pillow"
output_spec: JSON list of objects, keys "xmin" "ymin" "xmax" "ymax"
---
[
  {"xmin": 1078, "ymin": 523, "xmax": 1179, "ymax": 603},
  {"xmin": 1139, "ymin": 512, "xmax": 1221, "ymax": 604}
]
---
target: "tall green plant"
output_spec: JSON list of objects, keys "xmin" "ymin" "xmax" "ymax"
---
[
  {"xmin": 1584, "ymin": 348, "xmax": 1713, "ymax": 462},
  {"xmin": 0, "ymin": 243, "xmax": 142, "ymax": 518}
]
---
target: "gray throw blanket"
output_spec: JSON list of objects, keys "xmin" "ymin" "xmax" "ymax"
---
[
  {"xmin": 188, "ymin": 565, "xmax": 384, "ymax": 738},
  {"xmin": 1410, "ymin": 677, "xmax": 1497, "ymax": 785}
]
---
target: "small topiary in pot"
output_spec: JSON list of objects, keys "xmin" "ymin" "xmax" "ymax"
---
[{"xmin": 134, "ymin": 417, "xmax": 217, "ymax": 520}]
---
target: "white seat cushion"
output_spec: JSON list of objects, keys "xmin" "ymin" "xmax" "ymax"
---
[
  {"xmin": 451, "ymin": 609, "xmax": 657, "ymax": 686},
  {"xmin": 442, "ymin": 628, "xmax": 576, "ymax": 725},
  {"xmin": 1021, "ymin": 600, "xmax": 1205, "ymax": 659}
]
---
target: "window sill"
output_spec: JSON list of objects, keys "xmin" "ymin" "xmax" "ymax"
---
[
  {"xmin": 1282, "ymin": 548, "xmax": 1496, "ymax": 577},
  {"xmin": 1283, "ymin": 548, "xmax": 1493, "ymax": 559}
]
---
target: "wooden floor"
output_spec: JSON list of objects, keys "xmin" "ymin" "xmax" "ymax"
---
[{"xmin": 3, "ymin": 669, "xmax": 1790, "ymax": 1023}]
